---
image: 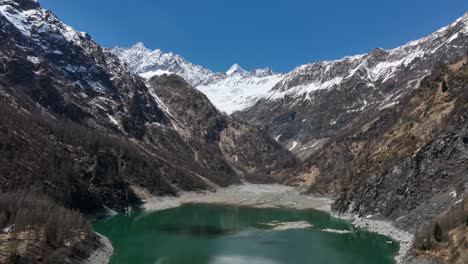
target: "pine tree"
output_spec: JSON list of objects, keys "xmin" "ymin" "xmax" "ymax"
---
[{"xmin": 442, "ymin": 79, "xmax": 448, "ymax": 92}]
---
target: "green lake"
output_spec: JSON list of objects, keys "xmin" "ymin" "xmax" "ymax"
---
[{"xmin": 94, "ymin": 203, "xmax": 398, "ymax": 264}]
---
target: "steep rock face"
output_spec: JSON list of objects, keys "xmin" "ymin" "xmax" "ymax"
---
[
  {"xmin": 296, "ymin": 58, "xmax": 467, "ymax": 233},
  {"xmin": 149, "ymin": 74, "xmax": 298, "ymax": 183},
  {"xmin": 237, "ymin": 14, "xmax": 468, "ymax": 158},
  {"xmin": 111, "ymin": 43, "xmax": 284, "ymax": 114}
]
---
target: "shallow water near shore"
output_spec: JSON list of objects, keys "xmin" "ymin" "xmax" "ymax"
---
[{"xmin": 94, "ymin": 203, "xmax": 399, "ymax": 264}]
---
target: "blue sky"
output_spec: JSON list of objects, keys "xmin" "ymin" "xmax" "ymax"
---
[{"xmin": 40, "ymin": 0, "xmax": 467, "ymax": 72}]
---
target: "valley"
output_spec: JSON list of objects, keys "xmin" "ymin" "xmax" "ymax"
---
[{"xmin": 0, "ymin": 0, "xmax": 466, "ymax": 263}]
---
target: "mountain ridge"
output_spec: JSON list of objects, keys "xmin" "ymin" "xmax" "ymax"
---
[{"xmin": 113, "ymin": 13, "xmax": 467, "ymax": 121}]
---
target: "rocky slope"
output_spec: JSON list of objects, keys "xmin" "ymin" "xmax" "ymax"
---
[
  {"xmin": 0, "ymin": 0, "xmax": 294, "ymax": 214},
  {"xmin": 289, "ymin": 57, "xmax": 467, "ymax": 262},
  {"xmin": 148, "ymin": 74, "xmax": 297, "ymax": 183}
]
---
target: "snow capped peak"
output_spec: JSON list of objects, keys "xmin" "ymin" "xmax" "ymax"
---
[
  {"xmin": 112, "ymin": 13, "xmax": 466, "ymax": 115},
  {"xmin": 0, "ymin": 0, "xmax": 88, "ymax": 47},
  {"xmin": 269, "ymin": 12, "xmax": 467, "ymax": 101},
  {"xmin": 110, "ymin": 43, "xmax": 222, "ymax": 86},
  {"xmin": 251, "ymin": 67, "xmax": 274, "ymax": 77},
  {"xmin": 226, "ymin": 63, "xmax": 247, "ymax": 76},
  {"xmin": 0, "ymin": 0, "xmax": 39, "ymax": 10},
  {"xmin": 132, "ymin": 41, "xmax": 147, "ymax": 50},
  {"xmin": 111, "ymin": 45, "xmax": 286, "ymax": 114}
]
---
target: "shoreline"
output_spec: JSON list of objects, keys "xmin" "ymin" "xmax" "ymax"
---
[
  {"xmin": 82, "ymin": 233, "xmax": 113, "ymax": 264},
  {"xmin": 143, "ymin": 183, "xmax": 333, "ymax": 212},
  {"xmin": 331, "ymin": 212, "xmax": 414, "ymax": 264},
  {"xmin": 95, "ymin": 183, "xmax": 414, "ymax": 264}
]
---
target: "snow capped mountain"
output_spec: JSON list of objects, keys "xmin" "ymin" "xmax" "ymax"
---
[
  {"xmin": 226, "ymin": 63, "xmax": 248, "ymax": 76},
  {"xmin": 269, "ymin": 13, "xmax": 468, "ymax": 103},
  {"xmin": 237, "ymin": 13, "xmax": 467, "ymax": 157},
  {"xmin": 0, "ymin": 0, "xmax": 297, "ymax": 210},
  {"xmin": 111, "ymin": 44, "xmax": 284, "ymax": 114},
  {"xmin": 111, "ymin": 13, "xmax": 467, "ymax": 118},
  {"xmin": 112, "ymin": 13, "xmax": 466, "ymax": 130},
  {"xmin": 197, "ymin": 71, "xmax": 284, "ymax": 114},
  {"xmin": 110, "ymin": 42, "xmax": 223, "ymax": 86}
]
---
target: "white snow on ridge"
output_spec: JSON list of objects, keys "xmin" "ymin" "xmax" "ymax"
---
[
  {"xmin": 0, "ymin": 1, "xmax": 86, "ymax": 46},
  {"xmin": 110, "ymin": 42, "xmax": 222, "ymax": 87},
  {"xmin": 110, "ymin": 13, "xmax": 467, "ymax": 114},
  {"xmin": 139, "ymin": 70, "xmax": 172, "ymax": 79},
  {"xmin": 112, "ymin": 43, "xmax": 284, "ymax": 114},
  {"xmin": 198, "ymin": 73, "xmax": 283, "ymax": 114},
  {"xmin": 269, "ymin": 12, "xmax": 467, "ymax": 101}
]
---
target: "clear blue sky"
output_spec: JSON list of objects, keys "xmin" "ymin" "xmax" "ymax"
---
[{"xmin": 40, "ymin": 0, "xmax": 467, "ymax": 72}]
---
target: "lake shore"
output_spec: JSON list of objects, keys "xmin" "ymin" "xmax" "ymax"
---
[
  {"xmin": 143, "ymin": 183, "xmax": 333, "ymax": 212},
  {"xmin": 82, "ymin": 233, "xmax": 113, "ymax": 264},
  {"xmin": 92, "ymin": 183, "xmax": 413, "ymax": 264},
  {"xmin": 332, "ymin": 213, "xmax": 414, "ymax": 264},
  {"xmin": 144, "ymin": 183, "xmax": 413, "ymax": 264}
]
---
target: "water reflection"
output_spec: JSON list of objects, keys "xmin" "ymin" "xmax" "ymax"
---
[
  {"xmin": 155, "ymin": 223, "xmax": 239, "ymax": 237},
  {"xmin": 94, "ymin": 204, "xmax": 399, "ymax": 264}
]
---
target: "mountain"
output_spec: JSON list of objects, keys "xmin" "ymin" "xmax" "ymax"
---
[
  {"xmin": 0, "ymin": 1, "xmax": 466, "ymax": 262},
  {"xmin": 0, "ymin": 0, "xmax": 295, "ymax": 215},
  {"xmin": 111, "ymin": 42, "xmax": 223, "ymax": 86},
  {"xmin": 113, "ymin": 14, "xmax": 467, "ymax": 158},
  {"xmin": 113, "ymin": 12, "xmax": 467, "ymax": 262},
  {"xmin": 237, "ymin": 13, "xmax": 468, "ymax": 159},
  {"xmin": 110, "ymin": 43, "xmax": 284, "ymax": 114},
  {"xmin": 297, "ymin": 57, "xmax": 467, "ymax": 263},
  {"xmin": 148, "ymin": 74, "xmax": 297, "ymax": 183}
]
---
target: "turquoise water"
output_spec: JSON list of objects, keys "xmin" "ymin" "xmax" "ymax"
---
[{"xmin": 94, "ymin": 204, "xmax": 398, "ymax": 264}]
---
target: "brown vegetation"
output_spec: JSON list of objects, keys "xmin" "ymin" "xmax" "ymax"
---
[
  {"xmin": 413, "ymin": 197, "xmax": 467, "ymax": 264},
  {"xmin": 0, "ymin": 192, "xmax": 94, "ymax": 263},
  {"xmin": 0, "ymin": 102, "xmax": 178, "ymax": 213}
]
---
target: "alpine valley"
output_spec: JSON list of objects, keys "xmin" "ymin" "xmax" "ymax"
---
[{"xmin": 0, "ymin": 0, "xmax": 466, "ymax": 263}]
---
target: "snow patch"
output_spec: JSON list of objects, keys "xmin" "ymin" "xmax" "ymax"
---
[
  {"xmin": 1, "ymin": 224, "xmax": 14, "ymax": 233},
  {"xmin": 289, "ymin": 141, "xmax": 298, "ymax": 150},
  {"xmin": 26, "ymin": 56, "xmax": 40, "ymax": 64},
  {"xmin": 107, "ymin": 114, "xmax": 118, "ymax": 126},
  {"xmin": 198, "ymin": 74, "xmax": 283, "ymax": 114},
  {"xmin": 449, "ymin": 190, "xmax": 457, "ymax": 198},
  {"xmin": 139, "ymin": 70, "xmax": 172, "ymax": 79}
]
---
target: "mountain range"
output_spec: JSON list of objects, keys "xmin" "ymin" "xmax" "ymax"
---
[
  {"xmin": 113, "ymin": 14, "xmax": 467, "ymax": 160},
  {"xmin": 0, "ymin": 0, "xmax": 466, "ymax": 263}
]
